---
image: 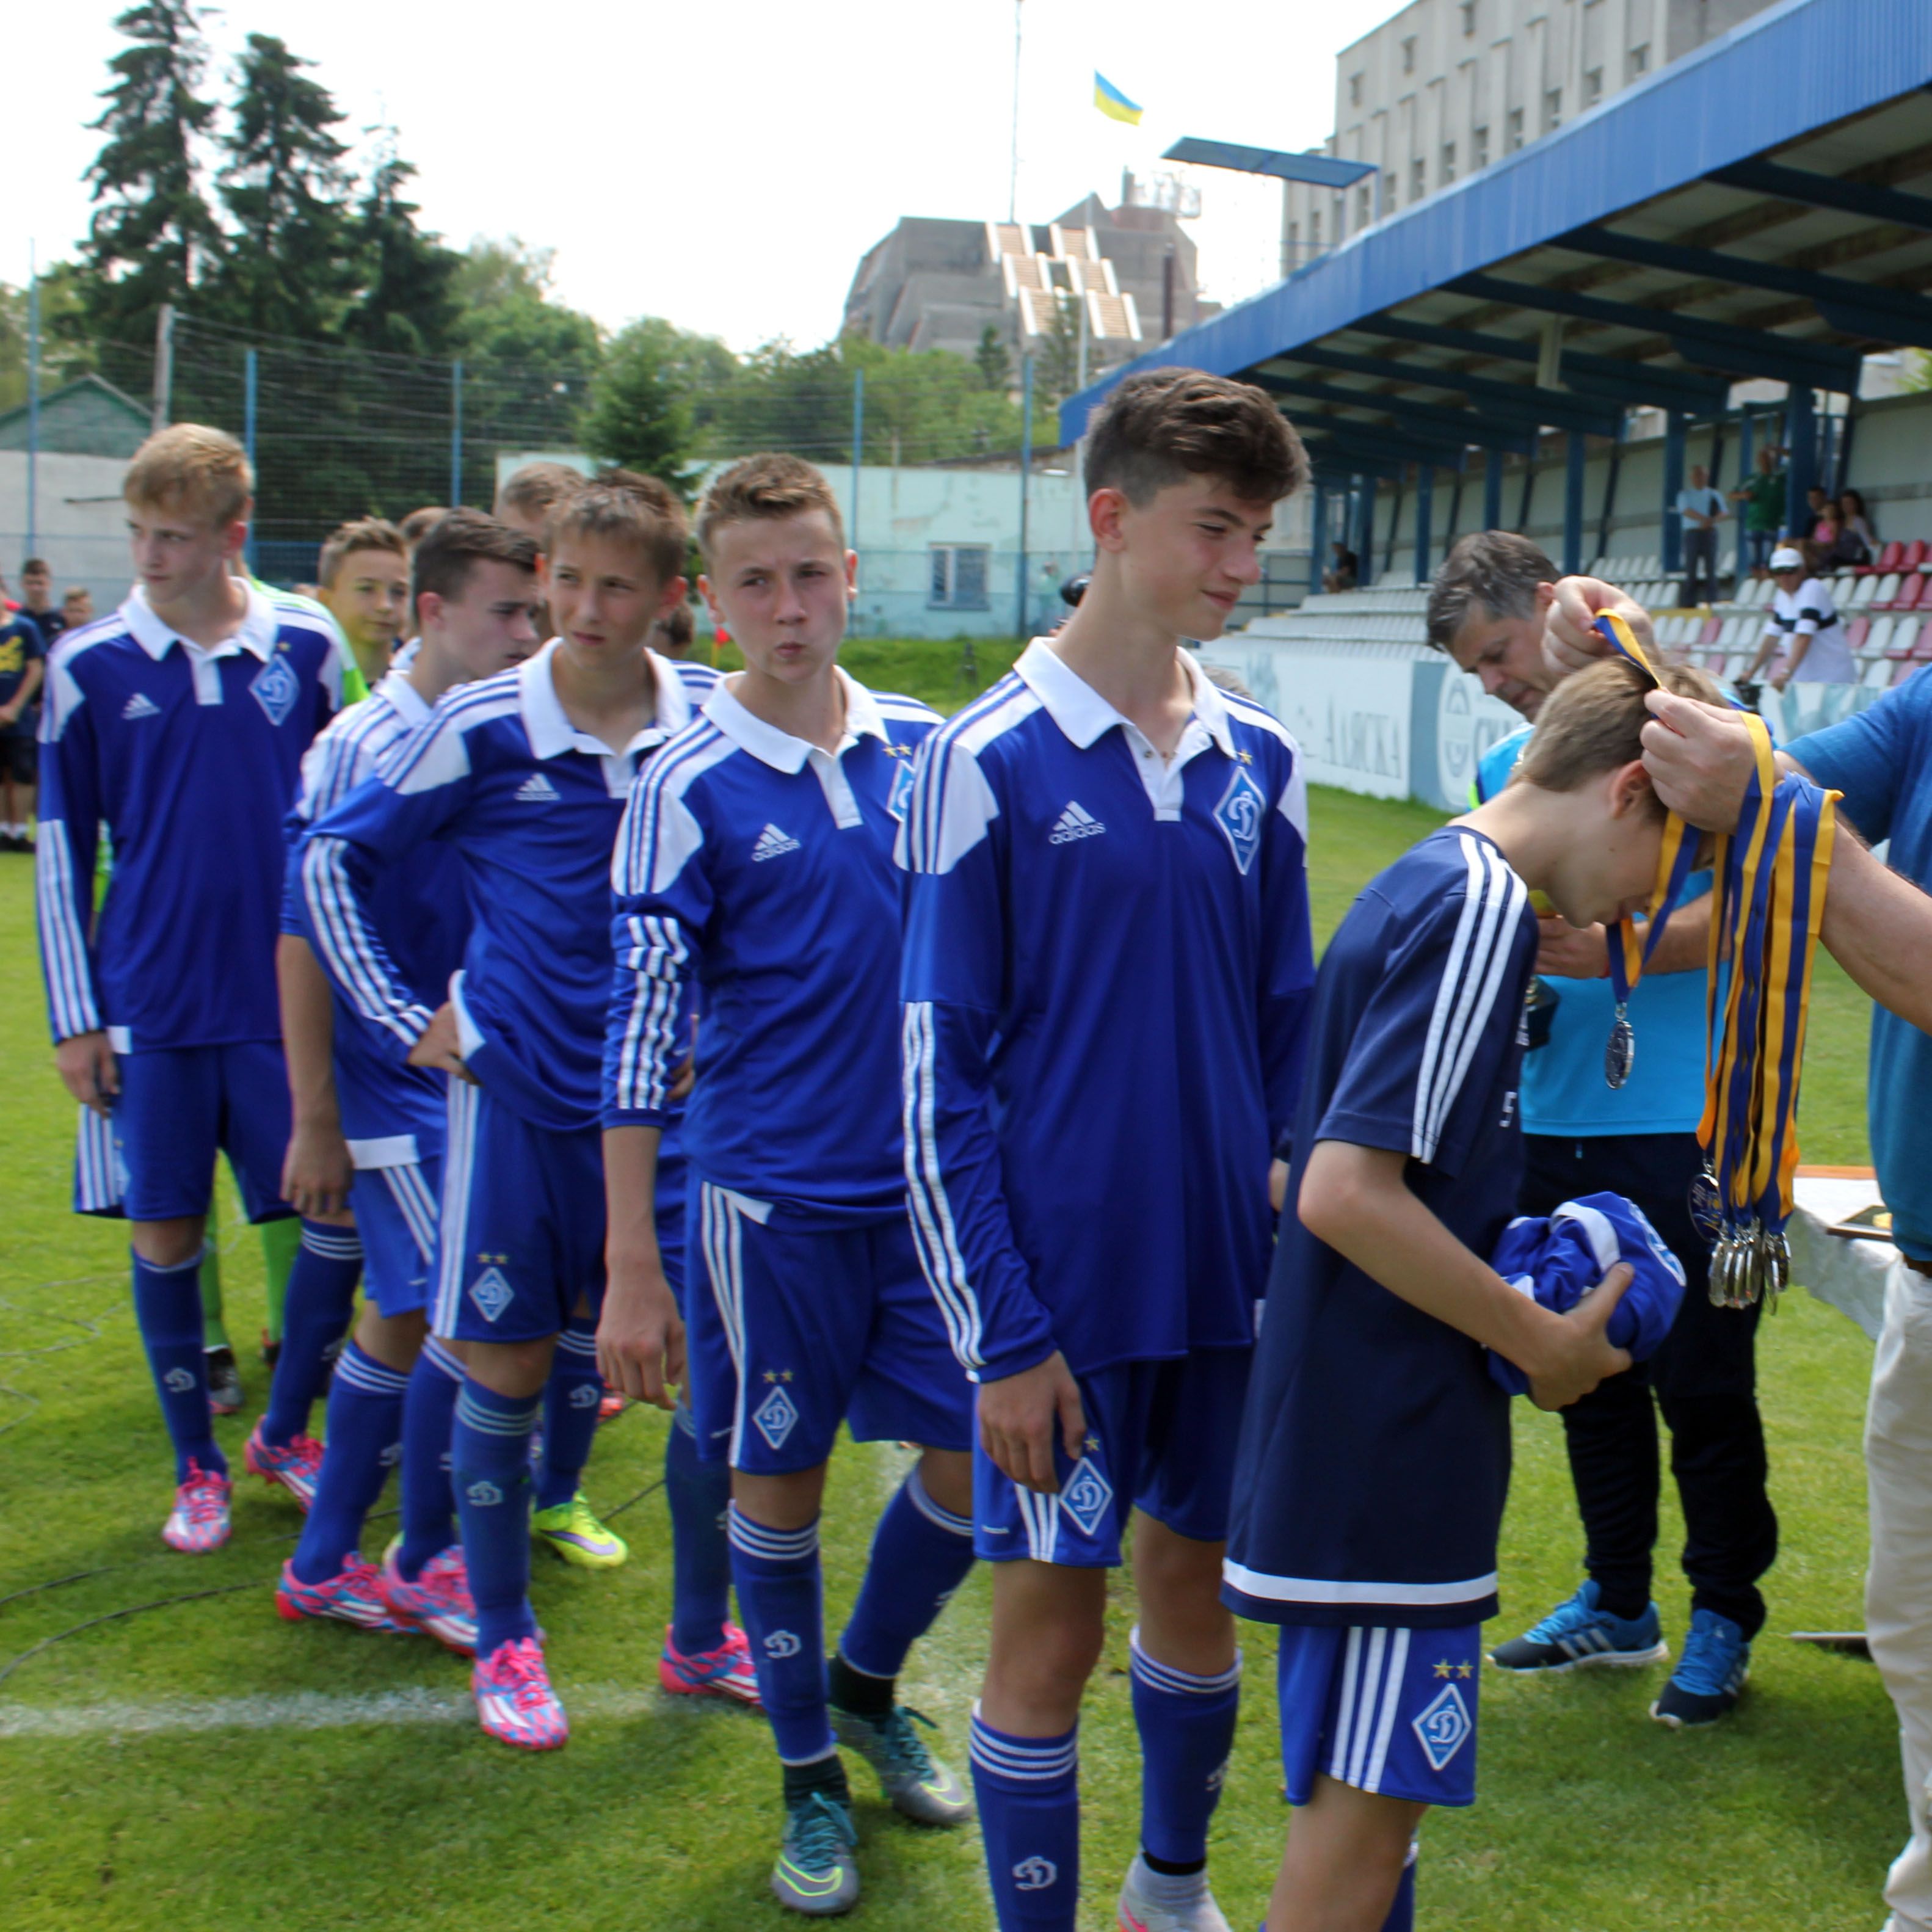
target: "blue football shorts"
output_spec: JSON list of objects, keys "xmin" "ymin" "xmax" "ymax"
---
[
  {"xmin": 685, "ymin": 1182, "xmax": 975, "ymax": 1472},
  {"xmin": 350, "ymin": 1156, "xmax": 442, "ymax": 1318},
  {"xmin": 1277, "ymin": 1621, "xmax": 1483, "ymax": 1809},
  {"xmin": 973, "ymin": 1346, "xmax": 1252, "ymax": 1567},
  {"xmin": 108, "ymin": 1041, "xmax": 292, "ymax": 1224},
  {"xmin": 432, "ymin": 1081, "xmax": 605, "ymax": 1343}
]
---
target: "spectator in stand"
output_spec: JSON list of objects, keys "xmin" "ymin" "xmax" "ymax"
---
[
  {"xmin": 1801, "ymin": 485, "xmax": 1834, "ymax": 543},
  {"xmin": 1729, "ymin": 447, "xmax": 1788, "ymax": 578},
  {"xmin": 1832, "ymin": 489, "xmax": 1876, "ymax": 568},
  {"xmin": 1322, "ymin": 539, "xmax": 1359, "ymax": 593},
  {"xmin": 1742, "ymin": 545, "xmax": 1857, "ymax": 689},
  {"xmin": 62, "ymin": 587, "xmax": 95, "ymax": 628},
  {"xmin": 1674, "ymin": 465, "xmax": 1728, "ymax": 606},
  {"xmin": 18, "ymin": 559, "xmax": 66, "ymax": 649}
]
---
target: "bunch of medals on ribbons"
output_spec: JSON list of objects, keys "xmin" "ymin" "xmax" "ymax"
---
[{"xmin": 1594, "ymin": 611, "xmax": 1841, "ymax": 1309}]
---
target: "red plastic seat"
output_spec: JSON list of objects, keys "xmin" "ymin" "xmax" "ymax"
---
[
  {"xmin": 1843, "ymin": 616, "xmax": 1871, "ymax": 653},
  {"xmin": 1698, "ymin": 616, "xmax": 1723, "ymax": 645},
  {"xmin": 1886, "ymin": 572, "xmax": 1925, "ymax": 611},
  {"xmin": 1901, "ymin": 539, "xmax": 1930, "ymax": 574},
  {"xmin": 1863, "ymin": 540, "xmax": 1905, "ymax": 578},
  {"xmin": 1892, "ymin": 658, "xmax": 1924, "ymax": 687},
  {"xmin": 1914, "ymin": 617, "xmax": 1932, "ymax": 660}
]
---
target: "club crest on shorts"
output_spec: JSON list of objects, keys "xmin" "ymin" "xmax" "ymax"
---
[
  {"xmin": 1057, "ymin": 1457, "xmax": 1114, "ymax": 1539},
  {"xmin": 468, "ymin": 1263, "xmax": 512, "ymax": 1324},
  {"xmin": 1213, "ymin": 765, "xmax": 1268, "ymax": 876},
  {"xmin": 250, "ymin": 651, "xmax": 300, "ymax": 727},
  {"xmin": 1412, "ymin": 1681, "xmax": 1473, "ymax": 1771},
  {"xmin": 1012, "ymin": 1856, "xmax": 1058, "ymax": 1891},
  {"xmin": 753, "ymin": 1381, "xmax": 799, "ymax": 1451}
]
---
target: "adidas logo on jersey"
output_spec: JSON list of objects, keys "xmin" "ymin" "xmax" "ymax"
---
[
  {"xmin": 751, "ymin": 823, "xmax": 801, "ymax": 862},
  {"xmin": 515, "ymin": 772, "xmax": 560, "ymax": 803},
  {"xmin": 122, "ymin": 692, "xmax": 161, "ymax": 721},
  {"xmin": 1048, "ymin": 801, "xmax": 1105, "ymax": 844}
]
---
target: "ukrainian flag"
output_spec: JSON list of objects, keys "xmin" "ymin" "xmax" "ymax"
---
[{"xmin": 1094, "ymin": 71, "xmax": 1142, "ymax": 126}]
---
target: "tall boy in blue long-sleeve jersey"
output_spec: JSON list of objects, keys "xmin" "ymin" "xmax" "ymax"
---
[
  {"xmin": 37, "ymin": 424, "xmax": 347, "ymax": 1553},
  {"xmin": 297, "ymin": 474, "xmax": 741, "ymax": 1748},
  {"xmin": 599, "ymin": 454, "xmax": 978, "ymax": 1919},
  {"xmin": 897, "ymin": 371, "xmax": 1316, "ymax": 1932}
]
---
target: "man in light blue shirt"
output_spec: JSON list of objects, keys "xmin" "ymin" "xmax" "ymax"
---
[
  {"xmin": 1429, "ymin": 531, "xmax": 1773, "ymax": 1731},
  {"xmin": 1674, "ymin": 465, "xmax": 1729, "ymax": 606}
]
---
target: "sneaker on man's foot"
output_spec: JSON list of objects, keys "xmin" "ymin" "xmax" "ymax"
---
[
  {"xmin": 162, "ymin": 1461, "xmax": 231, "ymax": 1552},
  {"xmin": 244, "ymin": 1422, "xmax": 324, "ymax": 1511},
  {"xmin": 1489, "ymin": 1580, "xmax": 1668, "ymax": 1672},
  {"xmin": 1116, "ymin": 1850, "xmax": 1233, "ymax": 1932},
  {"xmin": 473, "ymin": 1636, "xmax": 568, "ymax": 1749},
  {"xmin": 598, "ymin": 1389, "xmax": 628, "ymax": 1422},
  {"xmin": 771, "ymin": 1791, "xmax": 860, "ymax": 1916},
  {"xmin": 659, "ymin": 1621, "xmax": 761, "ymax": 1705},
  {"xmin": 377, "ymin": 1539, "xmax": 477, "ymax": 1655},
  {"xmin": 531, "ymin": 1491, "xmax": 628, "ymax": 1568},
  {"xmin": 205, "ymin": 1345, "xmax": 244, "ymax": 1415},
  {"xmin": 829, "ymin": 1703, "xmax": 973, "ymax": 1826},
  {"xmin": 275, "ymin": 1555, "xmax": 403, "ymax": 1631},
  {"xmin": 1651, "ymin": 1608, "xmax": 1749, "ymax": 1727}
]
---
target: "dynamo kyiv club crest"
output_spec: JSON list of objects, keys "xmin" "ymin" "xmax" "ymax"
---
[
  {"xmin": 754, "ymin": 1382, "xmax": 799, "ymax": 1451},
  {"xmin": 250, "ymin": 652, "xmax": 300, "ymax": 727},
  {"xmin": 1058, "ymin": 1458, "xmax": 1114, "ymax": 1539},
  {"xmin": 1213, "ymin": 766, "xmax": 1267, "ymax": 876},
  {"xmin": 1411, "ymin": 1682, "xmax": 1473, "ymax": 1771}
]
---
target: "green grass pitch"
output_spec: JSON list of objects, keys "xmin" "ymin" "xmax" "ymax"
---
[{"xmin": 0, "ymin": 643, "xmax": 1900, "ymax": 1928}]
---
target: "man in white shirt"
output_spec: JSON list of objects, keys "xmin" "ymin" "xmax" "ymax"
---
[{"xmin": 1674, "ymin": 465, "xmax": 1729, "ymax": 606}]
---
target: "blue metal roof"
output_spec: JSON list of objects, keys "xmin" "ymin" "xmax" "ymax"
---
[{"xmin": 1061, "ymin": 0, "xmax": 1932, "ymax": 443}]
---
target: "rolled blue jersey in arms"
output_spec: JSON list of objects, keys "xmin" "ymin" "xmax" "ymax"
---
[
  {"xmin": 37, "ymin": 585, "xmax": 347, "ymax": 1049},
  {"xmin": 897, "ymin": 640, "xmax": 1315, "ymax": 1385},
  {"xmin": 288, "ymin": 670, "xmax": 468, "ymax": 1160},
  {"xmin": 605, "ymin": 671, "xmax": 939, "ymax": 1223},
  {"xmin": 1225, "ymin": 826, "xmax": 1536, "ymax": 1629},
  {"xmin": 302, "ymin": 640, "xmax": 716, "ymax": 1133},
  {"xmin": 1789, "ymin": 665, "xmax": 1932, "ymax": 1259}
]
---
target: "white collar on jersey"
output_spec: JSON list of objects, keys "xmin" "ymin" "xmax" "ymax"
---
[
  {"xmin": 373, "ymin": 666, "xmax": 432, "ymax": 728},
  {"xmin": 702, "ymin": 665, "xmax": 887, "ymax": 774},
  {"xmin": 517, "ymin": 637, "xmax": 693, "ymax": 760},
  {"xmin": 123, "ymin": 580, "xmax": 279, "ymax": 663},
  {"xmin": 1014, "ymin": 636, "xmax": 1236, "ymax": 759}
]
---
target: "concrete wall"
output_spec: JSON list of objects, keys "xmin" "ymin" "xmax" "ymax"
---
[{"xmin": 0, "ymin": 451, "xmax": 133, "ymax": 609}]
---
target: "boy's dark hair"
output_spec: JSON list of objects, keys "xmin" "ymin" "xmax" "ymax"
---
[
  {"xmin": 696, "ymin": 452, "xmax": 844, "ymax": 559},
  {"xmin": 1517, "ymin": 658, "xmax": 1723, "ymax": 807},
  {"xmin": 1425, "ymin": 531, "xmax": 1558, "ymax": 653},
  {"xmin": 411, "ymin": 509, "xmax": 538, "ymax": 616},
  {"xmin": 399, "ymin": 506, "xmax": 449, "ymax": 547},
  {"xmin": 21, "ymin": 557, "xmax": 48, "ymax": 575},
  {"xmin": 318, "ymin": 516, "xmax": 407, "ymax": 589},
  {"xmin": 1083, "ymin": 369, "xmax": 1307, "ymax": 507},
  {"xmin": 495, "ymin": 462, "xmax": 587, "ymax": 523},
  {"xmin": 654, "ymin": 602, "xmax": 694, "ymax": 653},
  {"xmin": 548, "ymin": 470, "xmax": 688, "ymax": 583}
]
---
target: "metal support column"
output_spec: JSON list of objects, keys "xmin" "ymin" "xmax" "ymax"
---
[
  {"xmin": 1310, "ymin": 483, "xmax": 1329, "ymax": 600},
  {"xmin": 1483, "ymin": 446, "xmax": 1503, "ymax": 532},
  {"xmin": 1414, "ymin": 465, "xmax": 1434, "ymax": 583},
  {"xmin": 25, "ymin": 257, "xmax": 40, "ymax": 561},
  {"xmin": 850, "ymin": 367, "xmax": 865, "ymax": 556},
  {"xmin": 449, "ymin": 360, "xmax": 464, "ymax": 509},
  {"xmin": 1015, "ymin": 355, "xmax": 1033, "ymax": 637},
  {"xmin": 1356, "ymin": 476, "xmax": 1376, "ymax": 578},
  {"xmin": 1785, "ymin": 387, "xmax": 1815, "ymax": 539},
  {"xmin": 243, "ymin": 348, "xmax": 258, "ymax": 575},
  {"xmin": 1734, "ymin": 409, "xmax": 1755, "ymax": 583},
  {"xmin": 1563, "ymin": 432, "xmax": 1586, "ymax": 576},
  {"xmin": 1661, "ymin": 412, "xmax": 1686, "ymax": 575}
]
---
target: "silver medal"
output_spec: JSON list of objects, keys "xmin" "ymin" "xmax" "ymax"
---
[
  {"xmin": 1688, "ymin": 1166, "xmax": 1723, "ymax": 1244},
  {"xmin": 1604, "ymin": 1008, "xmax": 1636, "ymax": 1090}
]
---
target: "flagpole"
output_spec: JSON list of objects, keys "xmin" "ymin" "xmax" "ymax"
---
[{"xmin": 1008, "ymin": 0, "xmax": 1022, "ymax": 224}]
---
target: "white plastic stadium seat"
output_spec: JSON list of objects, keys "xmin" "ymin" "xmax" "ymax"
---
[
  {"xmin": 1873, "ymin": 574, "xmax": 1903, "ymax": 606},
  {"xmin": 1848, "ymin": 574, "xmax": 1879, "ymax": 609}
]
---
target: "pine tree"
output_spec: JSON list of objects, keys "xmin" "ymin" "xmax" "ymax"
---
[
  {"xmin": 208, "ymin": 34, "xmax": 356, "ymax": 340},
  {"xmin": 75, "ymin": 0, "xmax": 223, "ymax": 355},
  {"xmin": 974, "ymin": 322, "xmax": 1013, "ymax": 394},
  {"xmin": 342, "ymin": 137, "xmax": 462, "ymax": 357},
  {"xmin": 578, "ymin": 319, "xmax": 699, "ymax": 492}
]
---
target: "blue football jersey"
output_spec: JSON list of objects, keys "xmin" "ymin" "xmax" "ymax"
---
[
  {"xmin": 301, "ymin": 641, "xmax": 717, "ymax": 1133},
  {"xmin": 897, "ymin": 640, "xmax": 1315, "ymax": 1384},
  {"xmin": 1224, "ymin": 825, "xmax": 1536, "ymax": 1629},
  {"xmin": 287, "ymin": 670, "xmax": 468, "ymax": 1163},
  {"xmin": 37, "ymin": 585, "xmax": 349, "ymax": 1050},
  {"xmin": 606, "ymin": 670, "xmax": 939, "ymax": 1223}
]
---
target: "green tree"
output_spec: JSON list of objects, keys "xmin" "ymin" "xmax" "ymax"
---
[
  {"xmin": 0, "ymin": 272, "xmax": 98, "ymax": 413},
  {"xmin": 579, "ymin": 318, "xmax": 738, "ymax": 490},
  {"xmin": 1031, "ymin": 292, "xmax": 1083, "ymax": 413},
  {"xmin": 207, "ymin": 34, "xmax": 356, "ymax": 339},
  {"xmin": 74, "ymin": 0, "xmax": 224, "ymax": 356},
  {"xmin": 341, "ymin": 137, "xmax": 463, "ymax": 357},
  {"xmin": 450, "ymin": 239, "xmax": 601, "ymax": 367},
  {"xmin": 974, "ymin": 322, "xmax": 1013, "ymax": 394}
]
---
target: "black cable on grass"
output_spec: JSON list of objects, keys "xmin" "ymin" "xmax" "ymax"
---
[
  {"xmin": 600, "ymin": 1476, "xmax": 666, "ymax": 1524},
  {"xmin": 0, "ymin": 1580, "xmax": 264, "ymax": 1688}
]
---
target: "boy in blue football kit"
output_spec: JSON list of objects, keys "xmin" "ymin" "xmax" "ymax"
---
[
  {"xmin": 1226, "ymin": 661, "xmax": 1716, "ymax": 1932},
  {"xmin": 297, "ymin": 474, "xmax": 741, "ymax": 1747},
  {"xmin": 599, "ymin": 454, "xmax": 978, "ymax": 1917},
  {"xmin": 897, "ymin": 371, "xmax": 1316, "ymax": 1932},
  {"xmin": 273, "ymin": 510, "xmax": 540, "ymax": 1643},
  {"xmin": 37, "ymin": 426, "xmax": 348, "ymax": 1552}
]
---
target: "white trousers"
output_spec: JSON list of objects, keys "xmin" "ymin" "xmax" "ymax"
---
[{"xmin": 1868, "ymin": 1265, "xmax": 1932, "ymax": 1932}]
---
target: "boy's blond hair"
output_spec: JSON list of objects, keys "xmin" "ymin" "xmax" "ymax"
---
[
  {"xmin": 123, "ymin": 424, "xmax": 253, "ymax": 528},
  {"xmin": 1516, "ymin": 658, "xmax": 1723, "ymax": 805},
  {"xmin": 547, "ymin": 470, "xmax": 688, "ymax": 583},
  {"xmin": 695, "ymin": 453, "xmax": 843, "ymax": 562},
  {"xmin": 317, "ymin": 517, "xmax": 408, "ymax": 590}
]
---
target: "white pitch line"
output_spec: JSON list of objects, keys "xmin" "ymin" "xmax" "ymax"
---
[{"xmin": 0, "ymin": 1683, "xmax": 666, "ymax": 1741}]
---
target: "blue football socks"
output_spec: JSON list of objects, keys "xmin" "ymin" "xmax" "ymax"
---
[
  {"xmin": 290, "ymin": 1343, "xmax": 407, "ymax": 1585},
  {"xmin": 838, "ymin": 1464, "xmax": 977, "ymax": 1682},
  {"xmin": 452, "ymin": 1378, "xmax": 540, "ymax": 1658},
  {"xmin": 1129, "ymin": 1628, "xmax": 1241, "ymax": 1870},
  {"xmin": 1383, "ymin": 1843, "xmax": 1417, "ymax": 1932},
  {"xmin": 534, "ymin": 1315, "xmax": 600, "ymax": 1511},
  {"xmin": 260, "ymin": 1221, "xmax": 363, "ymax": 1448},
  {"xmin": 131, "ymin": 1247, "xmax": 225, "ymax": 1483},
  {"xmin": 728, "ymin": 1504, "xmax": 832, "ymax": 1763},
  {"xmin": 665, "ymin": 1400, "xmax": 733, "ymax": 1655},
  {"xmin": 397, "ymin": 1336, "xmax": 464, "ymax": 1581},
  {"xmin": 970, "ymin": 1707, "xmax": 1081, "ymax": 1930}
]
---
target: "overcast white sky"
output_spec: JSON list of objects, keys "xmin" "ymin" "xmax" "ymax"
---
[{"xmin": 13, "ymin": 1, "xmax": 1398, "ymax": 350}]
